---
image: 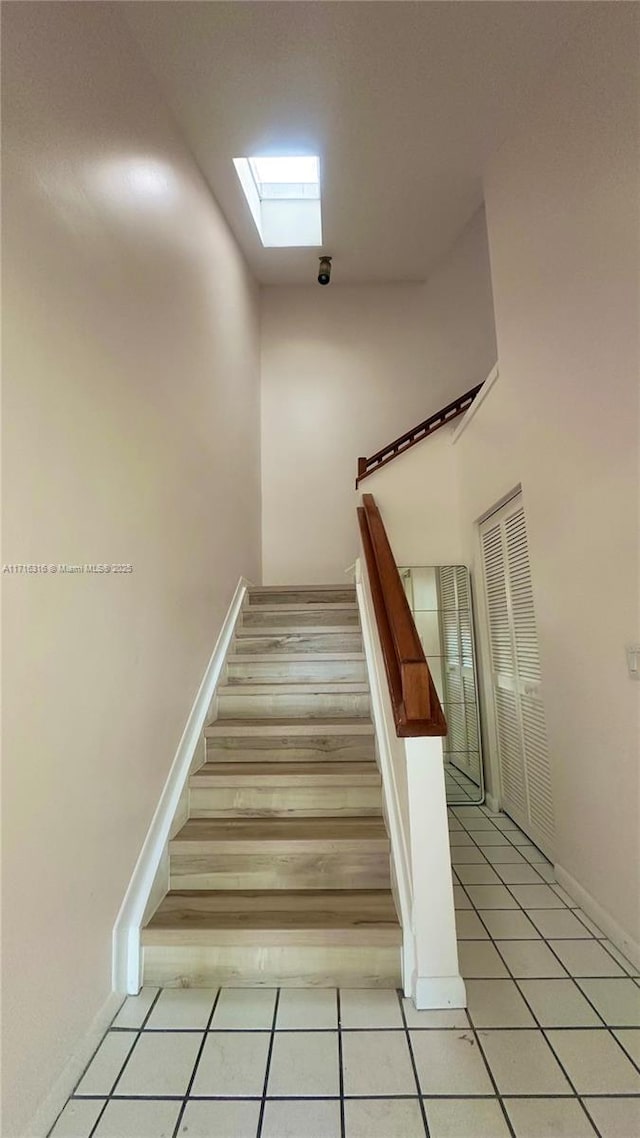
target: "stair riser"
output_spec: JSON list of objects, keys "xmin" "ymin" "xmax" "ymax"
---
[
  {"xmin": 143, "ymin": 944, "xmax": 401, "ymax": 988},
  {"xmin": 189, "ymin": 785, "xmax": 383, "ymax": 818},
  {"xmin": 217, "ymin": 692, "xmax": 370, "ymax": 719},
  {"xmin": 170, "ymin": 852, "xmax": 391, "ymax": 891},
  {"xmin": 205, "ymin": 739, "xmax": 376, "ymax": 764},
  {"xmin": 242, "ymin": 610, "xmax": 359, "ymax": 629},
  {"xmin": 233, "ymin": 633, "xmax": 363, "ymax": 655},
  {"xmin": 226, "ymin": 660, "xmax": 367, "ymax": 684},
  {"xmin": 248, "ymin": 589, "xmax": 356, "ymax": 606}
]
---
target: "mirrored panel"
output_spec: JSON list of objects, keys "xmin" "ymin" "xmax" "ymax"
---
[{"xmin": 398, "ymin": 565, "xmax": 484, "ymax": 804}]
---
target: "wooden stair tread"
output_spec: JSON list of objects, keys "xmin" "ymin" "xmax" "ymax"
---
[
  {"xmin": 145, "ymin": 890, "xmax": 400, "ymax": 933},
  {"xmin": 231, "ymin": 652, "xmax": 365, "ymax": 662},
  {"xmin": 172, "ymin": 816, "xmax": 388, "ymax": 843},
  {"xmin": 192, "ymin": 762, "xmax": 381, "ymax": 784},
  {"xmin": 205, "ymin": 718, "xmax": 374, "ymax": 736},
  {"xmin": 218, "ymin": 681, "xmax": 369, "ymax": 695},
  {"xmin": 236, "ymin": 625, "xmax": 359, "ymax": 635}
]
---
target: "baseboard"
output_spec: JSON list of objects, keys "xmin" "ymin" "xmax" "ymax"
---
[
  {"xmin": 413, "ymin": 974, "xmax": 467, "ymax": 1011},
  {"xmin": 554, "ymin": 863, "xmax": 640, "ymax": 970},
  {"xmin": 112, "ymin": 576, "xmax": 250, "ymax": 994},
  {"xmin": 24, "ymin": 991, "xmax": 122, "ymax": 1138}
]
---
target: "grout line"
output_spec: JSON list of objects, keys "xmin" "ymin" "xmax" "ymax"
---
[
  {"xmin": 84, "ymin": 988, "xmax": 163, "ymax": 1138},
  {"xmin": 336, "ymin": 988, "xmax": 346, "ymax": 1138},
  {"xmin": 256, "ymin": 988, "xmax": 281, "ymax": 1138},
  {"xmin": 170, "ymin": 988, "xmax": 222, "ymax": 1138},
  {"xmin": 397, "ymin": 989, "xmax": 431, "ymax": 1138}
]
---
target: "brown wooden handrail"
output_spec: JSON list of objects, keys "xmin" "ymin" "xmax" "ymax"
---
[
  {"xmin": 358, "ymin": 493, "xmax": 447, "ymax": 738},
  {"xmin": 356, "ymin": 382, "xmax": 483, "ymax": 487}
]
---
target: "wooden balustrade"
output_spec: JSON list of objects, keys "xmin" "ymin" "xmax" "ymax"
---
[
  {"xmin": 357, "ymin": 493, "xmax": 447, "ymax": 738},
  {"xmin": 356, "ymin": 382, "xmax": 484, "ymax": 487}
]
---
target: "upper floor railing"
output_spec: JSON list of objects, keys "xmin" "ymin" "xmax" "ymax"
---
[
  {"xmin": 356, "ymin": 382, "xmax": 484, "ymax": 487},
  {"xmin": 357, "ymin": 493, "xmax": 447, "ymax": 738}
]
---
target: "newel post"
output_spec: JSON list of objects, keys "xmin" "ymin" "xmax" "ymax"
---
[{"xmin": 405, "ymin": 735, "xmax": 466, "ymax": 1009}]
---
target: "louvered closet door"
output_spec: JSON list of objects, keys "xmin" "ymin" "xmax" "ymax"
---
[{"xmin": 480, "ymin": 496, "xmax": 555, "ymax": 856}]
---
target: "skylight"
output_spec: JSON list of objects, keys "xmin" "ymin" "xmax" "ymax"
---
[{"xmin": 233, "ymin": 155, "xmax": 322, "ymax": 247}]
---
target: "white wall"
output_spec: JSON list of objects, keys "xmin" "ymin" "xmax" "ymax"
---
[
  {"xmin": 261, "ymin": 209, "xmax": 497, "ymax": 583},
  {"xmin": 354, "ymin": 7, "xmax": 640, "ymax": 956},
  {"xmin": 1, "ymin": 5, "xmax": 261, "ymax": 1135},
  {"xmin": 460, "ymin": 4, "xmax": 640, "ymax": 952}
]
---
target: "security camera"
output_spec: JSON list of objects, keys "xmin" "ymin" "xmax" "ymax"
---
[{"xmin": 318, "ymin": 256, "xmax": 332, "ymax": 285}]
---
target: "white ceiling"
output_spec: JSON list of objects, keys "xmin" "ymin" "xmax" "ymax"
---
[{"xmin": 124, "ymin": 1, "xmax": 589, "ymax": 285}]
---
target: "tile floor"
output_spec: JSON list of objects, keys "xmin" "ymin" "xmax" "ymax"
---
[
  {"xmin": 444, "ymin": 760, "xmax": 481, "ymax": 804},
  {"xmin": 50, "ymin": 804, "xmax": 640, "ymax": 1138}
]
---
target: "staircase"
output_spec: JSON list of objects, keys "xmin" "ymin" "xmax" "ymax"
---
[{"xmin": 142, "ymin": 585, "xmax": 402, "ymax": 988}]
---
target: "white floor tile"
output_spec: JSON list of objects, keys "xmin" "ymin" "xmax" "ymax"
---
[
  {"xmin": 517, "ymin": 979, "xmax": 603, "ymax": 1027},
  {"xmin": 263, "ymin": 1098, "xmax": 341, "ymax": 1138},
  {"xmin": 464, "ymin": 884, "xmax": 519, "ymax": 909},
  {"xmin": 528, "ymin": 910, "xmax": 595, "ymax": 939},
  {"xmin": 456, "ymin": 815, "xmax": 496, "ymax": 830},
  {"xmin": 576, "ymin": 978, "xmax": 640, "ymax": 1024},
  {"xmin": 508, "ymin": 831, "xmax": 542, "ymax": 847},
  {"xmin": 112, "ymin": 988, "xmax": 159, "ymax": 1029},
  {"xmin": 494, "ymin": 864, "xmax": 544, "ymax": 885},
  {"xmin": 402, "ymin": 1000, "xmax": 469, "ymax": 1029},
  {"xmin": 488, "ymin": 814, "xmax": 520, "ymax": 829},
  {"xmin": 466, "ymin": 979, "xmax": 536, "ymax": 1027},
  {"xmin": 339, "ymin": 988, "xmax": 403, "ymax": 1028},
  {"xmin": 410, "ymin": 1028, "xmax": 494, "ymax": 1094},
  {"xmin": 344, "ymin": 1097, "xmax": 425, "ymax": 1138},
  {"xmin": 574, "ymin": 910, "xmax": 606, "ymax": 937},
  {"xmin": 546, "ymin": 1029, "xmax": 640, "ymax": 1094},
  {"xmin": 114, "ymin": 1031, "xmax": 202, "ymax": 1097},
  {"xmin": 424, "ymin": 1097, "xmax": 510, "ymax": 1138},
  {"xmin": 448, "ymin": 831, "xmax": 476, "ymax": 846},
  {"xmin": 602, "ymin": 940, "xmax": 640, "ymax": 976},
  {"xmin": 454, "ymin": 864, "xmax": 502, "ymax": 885},
  {"xmin": 479, "ymin": 1029, "xmax": 572, "ymax": 1094},
  {"xmin": 341, "ymin": 1030, "xmax": 415, "ymax": 1095},
  {"xmin": 210, "ymin": 987, "xmax": 276, "ymax": 1029},
  {"xmin": 504, "ymin": 1097, "xmax": 597, "ymax": 1137},
  {"xmin": 75, "ymin": 1031, "xmax": 137, "ymax": 1096},
  {"xmin": 458, "ymin": 940, "xmax": 510, "ymax": 978},
  {"xmin": 177, "ymin": 1100, "xmax": 260, "ymax": 1138},
  {"xmin": 613, "ymin": 1028, "xmax": 640, "ymax": 1066},
  {"xmin": 478, "ymin": 909, "xmax": 540, "ymax": 939},
  {"xmin": 455, "ymin": 909, "xmax": 489, "ymax": 939},
  {"xmin": 551, "ymin": 942, "xmax": 625, "ymax": 978},
  {"xmin": 92, "ymin": 1099, "xmax": 181, "ymax": 1138},
  {"xmin": 519, "ymin": 844, "xmax": 551, "ymax": 863},
  {"xmin": 551, "ymin": 885, "xmax": 576, "ymax": 907},
  {"xmin": 49, "ymin": 1099, "xmax": 106, "ymax": 1138},
  {"xmin": 483, "ymin": 846, "xmax": 527, "ymax": 864},
  {"xmin": 470, "ymin": 831, "xmax": 512, "ymax": 846},
  {"xmin": 190, "ymin": 1031, "xmax": 269, "ymax": 1097},
  {"xmin": 535, "ymin": 863, "xmax": 558, "ymax": 883},
  {"xmin": 583, "ymin": 1096, "xmax": 640, "ymax": 1137},
  {"xmin": 495, "ymin": 940, "xmax": 568, "ymax": 979},
  {"xmin": 509, "ymin": 884, "xmax": 566, "ymax": 908},
  {"xmin": 267, "ymin": 1031, "xmax": 339, "ymax": 1097},
  {"xmin": 453, "ymin": 885, "xmax": 472, "ymax": 909},
  {"xmin": 276, "ymin": 988, "xmax": 337, "ymax": 1030},
  {"xmin": 146, "ymin": 988, "xmax": 217, "ymax": 1030},
  {"xmin": 451, "ymin": 847, "xmax": 489, "ymax": 864}
]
